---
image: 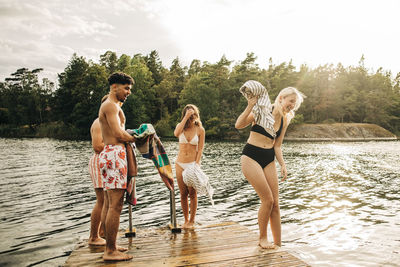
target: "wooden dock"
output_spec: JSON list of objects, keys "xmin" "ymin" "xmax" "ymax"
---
[{"xmin": 65, "ymin": 222, "xmax": 309, "ymax": 266}]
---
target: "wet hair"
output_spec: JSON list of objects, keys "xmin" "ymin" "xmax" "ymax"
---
[
  {"xmin": 274, "ymin": 87, "xmax": 305, "ymax": 121},
  {"xmin": 108, "ymin": 72, "xmax": 134, "ymax": 86},
  {"xmin": 181, "ymin": 104, "xmax": 202, "ymax": 129}
]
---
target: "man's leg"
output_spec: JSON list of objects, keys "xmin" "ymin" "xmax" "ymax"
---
[
  {"xmin": 89, "ymin": 188, "xmax": 105, "ymax": 245},
  {"xmin": 103, "ymin": 189, "xmax": 132, "ymax": 261},
  {"xmin": 100, "ymin": 190, "xmax": 108, "ymax": 238}
]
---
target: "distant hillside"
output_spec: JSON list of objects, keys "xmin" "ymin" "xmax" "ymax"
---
[{"xmin": 286, "ymin": 123, "xmax": 397, "ymax": 141}]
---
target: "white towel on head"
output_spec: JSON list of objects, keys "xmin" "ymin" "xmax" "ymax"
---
[
  {"xmin": 182, "ymin": 163, "xmax": 214, "ymax": 206},
  {"xmin": 239, "ymin": 80, "xmax": 275, "ymax": 137}
]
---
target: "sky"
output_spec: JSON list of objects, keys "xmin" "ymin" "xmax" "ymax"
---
[{"xmin": 1, "ymin": 0, "xmax": 399, "ymax": 82}]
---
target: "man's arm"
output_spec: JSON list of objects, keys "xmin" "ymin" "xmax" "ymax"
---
[
  {"xmin": 174, "ymin": 109, "xmax": 194, "ymax": 137},
  {"xmin": 104, "ymin": 102, "xmax": 135, "ymax": 143},
  {"xmin": 274, "ymin": 117, "xmax": 288, "ymax": 181},
  {"xmin": 91, "ymin": 119, "xmax": 104, "ymax": 153}
]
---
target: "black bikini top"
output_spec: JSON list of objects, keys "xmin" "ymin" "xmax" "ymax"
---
[{"xmin": 251, "ymin": 116, "xmax": 283, "ymax": 139}]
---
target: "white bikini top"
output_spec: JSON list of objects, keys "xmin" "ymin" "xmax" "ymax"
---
[{"xmin": 179, "ymin": 132, "xmax": 199, "ymax": 146}]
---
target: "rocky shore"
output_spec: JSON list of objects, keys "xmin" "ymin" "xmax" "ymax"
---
[{"xmin": 285, "ymin": 123, "xmax": 397, "ymax": 141}]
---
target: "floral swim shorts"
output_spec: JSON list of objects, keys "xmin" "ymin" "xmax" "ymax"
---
[{"xmin": 99, "ymin": 145, "xmax": 128, "ymax": 190}]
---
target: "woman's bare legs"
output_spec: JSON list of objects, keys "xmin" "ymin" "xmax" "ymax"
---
[
  {"xmin": 187, "ymin": 186, "xmax": 197, "ymax": 228},
  {"xmin": 263, "ymin": 161, "xmax": 281, "ymax": 247},
  {"xmin": 176, "ymin": 164, "xmax": 190, "ymax": 228},
  {"xmin": 241, "ymin": 155, "xmax": 275, "ymax": 249}
]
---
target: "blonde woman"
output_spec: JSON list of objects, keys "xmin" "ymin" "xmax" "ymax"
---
[
  {"xmin": 174, "ymin": 104, "xmax": 205, "ymax": 229},
  {"xmin": 235, "ymin": 85, "xmax": 304, "ymax": 249}
]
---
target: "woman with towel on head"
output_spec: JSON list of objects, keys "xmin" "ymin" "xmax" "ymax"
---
[
  {"xmin": 235, "ymin": 80, "xmax": 304, "ymax": 249},
  {"xmin": 174, "ymin": 104, "xmax": 207, "ymax": 229}
]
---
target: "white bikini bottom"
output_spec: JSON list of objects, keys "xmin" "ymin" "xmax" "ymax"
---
[{"xmin": 176, "ymin": 161, "xmax": 196, "ymax": 170}]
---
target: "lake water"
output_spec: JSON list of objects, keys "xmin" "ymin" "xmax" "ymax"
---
[{"xmin": 0, "ymin": 138, "xmax": 399, "ymax": 266}]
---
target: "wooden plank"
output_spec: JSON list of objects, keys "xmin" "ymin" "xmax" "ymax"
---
[
  {"xmin": 64, "ymin": 222, "xmax": 309, "ymax": 267},
  {"xmin": 187, "ymin": 251, "xmax": 306, "ymax": 267},
  {"xmin": 139, "ymin": 244, "xmax": 283, "ymax": 266}
]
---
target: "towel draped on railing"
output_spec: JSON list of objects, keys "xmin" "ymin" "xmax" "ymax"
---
[
  {"xmin": 126, "ymin": 124, "xmax": 174, "ymax": 199},
  {"xmin": 125, "ymin": 142, "xmax": 137, "ymax": 205}
]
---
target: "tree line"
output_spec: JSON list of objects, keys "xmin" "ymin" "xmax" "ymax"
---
[{"xmin": 0, "ymin": 51, "xmax": 399, "ymax": 139}]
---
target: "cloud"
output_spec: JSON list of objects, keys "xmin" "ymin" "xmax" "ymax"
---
[
  {"xmin": 152, "ymin": 0, "xmax": 400, "ymax": 73},
  {"xmin": 0, "ymin": 38, "xmax": 74, "ymax": 82},
  {"xmin": 0, "ymin": 0, "xmax": 180, "ymax": 81},
  {"xmin": 0, "ymin": 1, "xmax": 115, "ymax": 41},
  {"xmin": 0, "ymin": 0, "xmax": 399, "ymax": 82}
]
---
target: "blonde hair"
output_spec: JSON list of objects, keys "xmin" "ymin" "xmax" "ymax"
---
[
  {"xmin": 181, "ymin": 104, "xmax": 202, "ymax": 129},
  {"xmin": 274, "ymin": 87, "xmax": 305, "ymax": 121}
]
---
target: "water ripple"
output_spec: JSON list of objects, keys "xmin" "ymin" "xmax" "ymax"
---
[{"xmin": 0, "ymin": 138, "xmax": 399, "ymax": 266}]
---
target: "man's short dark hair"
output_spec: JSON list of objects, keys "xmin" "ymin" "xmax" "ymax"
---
[{"xmin": 108, "ymin": 72, "xmax": 134, "ymax": 86}]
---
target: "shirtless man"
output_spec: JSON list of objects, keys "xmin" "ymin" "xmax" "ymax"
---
[
  {"xmin": 98, "ymin": 72, "xmax": 135, "ymax": 261},
  {"xmin": 88, "ymin": 95, "xmax": 108, "ymax": 246}
]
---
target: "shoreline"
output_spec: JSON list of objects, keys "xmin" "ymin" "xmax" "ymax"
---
[
  {"xmin": 0, "ymin": 136, "xmax": 398, "ymax": 142},
  {"xmin": 284, "ymin": 123, "xmax": 397, "ymax": 141},
  {"xmin": 285, "ymin": 137, "xmax": 398, "ymax": 142},
  {"xmin": 0, "ymin": 122, "xmax": 398, "ymax": 142}
]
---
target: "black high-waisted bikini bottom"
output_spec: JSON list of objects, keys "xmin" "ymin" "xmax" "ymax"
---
[{"xmin": 242, "ymin": 143, "xmax": 275, "ymax": 169}]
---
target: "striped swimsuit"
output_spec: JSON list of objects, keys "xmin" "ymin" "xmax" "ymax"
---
[{"xmin": 88, "ymin": 153, "xmax": 103, "ymax": 188}]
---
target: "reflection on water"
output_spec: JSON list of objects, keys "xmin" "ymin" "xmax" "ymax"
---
[{"xmin": 0, "ymin": 138, "xmax": 399, "ymax": 266}]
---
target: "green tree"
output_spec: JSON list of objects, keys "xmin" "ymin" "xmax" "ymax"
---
[
  {"xmin": 2, "ymin": 51, "xmax": 399, "ymax": 140},
  {"xmin": 153, "ymin": 69, "xmax": 176, "ymax": 120},
  {"xmin": 265, "ymin": 58, "xmax": 299, "ymax": 99},
  {"xmin": 389, "ymin": 72, "xmax": 400, "ymax": 134},
  {"xmin": 117, "ymin": 54, "xmax": 132, "ymax": 72},
  {"xmin": 144, "ymin": 50, "xmax": 164, "ymax": 85},
  {"xmin": 167, "ymin": 57, "xmax": 187, "ymax": 122},
  {"xmin": 180, "ymin": 73, "xmax": 220, "ymax": 135},
  {"xmin": 69, "ymin": 63, "xmax": 108, "ymax": 137},
  {"xmin": 188, "ymin": 59, "xmax": 201, "ymax": 78},
  {"xmin": 0, "ymin": 68, "xmax": 49, "ymax": 126},
  {"xmin": 53, "ymin": 54, "xmax": 89, "ymax": 124},
  {"xmin": 100, "ymin": 51, "xmax": 118, "ymax": 74},
  {"xmin": 123, "ymin": 54, "xmax": 156, "ymax": 128},
  {"xmin": 230, "ymin": 52, "xmax": 261, "ymax": 86}
]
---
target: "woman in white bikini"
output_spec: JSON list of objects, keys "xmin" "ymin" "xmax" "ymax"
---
[{"xmin": 174, "ymin": 104, "xmax": 205, "ymax": 229}]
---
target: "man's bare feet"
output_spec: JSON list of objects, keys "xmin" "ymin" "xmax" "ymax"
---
[
  {"xmin": 99, "ymin": 229, "xmax": 105, "ymax": 238},
  {"xmin": 117, "ymin": 246, "xmax": 128, "ymax": 252},
  {"xmin": 88, "ymin": 239, "xmax": 127, "ymax": 252},
  {"xmin": 88, "ymin": 237, "xmax": 106, "ymax": 246},
  {"xmin": 103, "ymin": 250, "xmax": 133, "ymax": 261},
  {"xmin": 186, "ymin": 222, "xmax": 195, "ymax": 229},
  {"xmin": 258, "ymin": 238, "xmax": 277, "ymax": 249},
  {"xmin": 182, "ymin": 222, "xmax": 190, "ymax": 229}
]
